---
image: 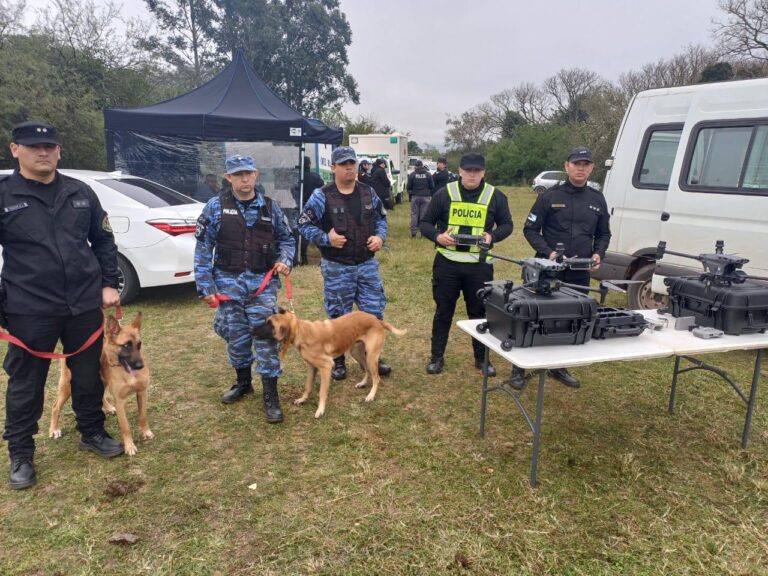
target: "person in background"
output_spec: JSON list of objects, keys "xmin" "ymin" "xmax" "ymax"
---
[
  {"xmin": 432, "ymin": 157, "xmax": 456, "ymax": 191},
  {"xmin": 195, "ymin": 173, "xmax": 221, "ymax": 202},
  {"xmin": 406, "ymin": 160, "xmax": 434, "ymax": 238},
  {"xmin": 358, "ymin": 159, "xmax": 373, "ymax": 187},
  {"xmin": 292, "ymin": 156, "xmax": 325, "ymax": 266},
  {"xmin": 370, "ymin": 157, "xmax": 393, "ymax": 209}
]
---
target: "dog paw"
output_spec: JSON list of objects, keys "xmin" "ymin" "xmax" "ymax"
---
[
  {"xmin": 354, "ymin": 380, "xmax": 368, "ymax": 389},
  {"xmin": 124, "ymin": 443, "xmax": 138, "ymax": 456},
  {"xmin": 141, "ymin": 430, "xmax": 154, "ymax": 441},
  {"xmin": 364, "ymin": 392, "xmax": 376, "ymax": 403},
  {"xmin": 103, "ymin": 407, "xmax": 117, "ymax": 416},
  {"xmin": 294, "ymin": 397, "xmax": 307, "ymax": 406},
  {"xmin": 314, "ymin": 408, "xmax": 325, "ymax": 418},
  {"xmin": 50, "ymin": 429, "xmax": 62, "ymax": 439}
]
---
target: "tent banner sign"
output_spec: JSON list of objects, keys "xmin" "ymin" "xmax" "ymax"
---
[{"xmin": 289, "ymin": 127, "xmax": 302, "ymax": 137}]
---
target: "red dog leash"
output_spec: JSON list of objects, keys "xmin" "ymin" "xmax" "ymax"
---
[
  {"xmin": 207, "ymin": 269, "xmax": 294, "ymax": 311},
  {"xmin": 0, "ymin": 303, "xmax": 123, "ymax": 360}
]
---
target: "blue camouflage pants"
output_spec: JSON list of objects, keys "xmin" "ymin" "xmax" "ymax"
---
[
  {"xmin": 321, "ymin": 258, "xmax": 386, "ymax": 320},
  {"xmin": 213, "ymin": 288, "xmax": 281, "ymax": 377}
]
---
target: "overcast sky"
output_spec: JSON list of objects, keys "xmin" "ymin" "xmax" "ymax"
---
[
  {"xmin": 29, "ymin": 0, "xmax": 725, "ymax": 147},
  {"xmin": 338, "ymin": 0, "xmax": 725, "ymax": 147}
]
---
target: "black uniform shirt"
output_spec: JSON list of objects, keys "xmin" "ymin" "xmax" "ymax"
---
[
  {"xmin": 406, "ymin": 168, "xmax": 435, "ymax": 197},
  {"xmin": 0, "ymin": 170, "xmax": 119, "ymax": 316},
  {"xmin": 419, "ymin": 178, "xmax": 513, "ymax": 246},
  {"xmin": 523, "ymin": 180, "xmax": 611, "ymax": 259},
  {"xmin": 432, "ymin": 168, "xmax": 455, "ymax": 191}
]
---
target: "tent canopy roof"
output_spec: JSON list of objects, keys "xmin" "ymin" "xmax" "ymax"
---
[{"xmin": 104, "ymin": 49, "xmax": 342, "ymax": 144}]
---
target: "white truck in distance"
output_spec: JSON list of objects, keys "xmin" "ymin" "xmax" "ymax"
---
[{"xmin": 349, "ymin": 133, "xmax": 408, "ymax": 203}]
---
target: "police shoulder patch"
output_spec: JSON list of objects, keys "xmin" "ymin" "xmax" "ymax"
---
[
  {"xmin": 102, "ymin": 215, "xmax": 112, "ymax": 233},
  {"xmin": 527, "ymin": 213, "xmax": 537, "ymax": 222},
  {"xmin": 298, "ymin": 207, "xmax": 317, "ymax": 226},
  {"xmin": 195, "ymin": 214, "xmax": 209, "ymax": 240}
]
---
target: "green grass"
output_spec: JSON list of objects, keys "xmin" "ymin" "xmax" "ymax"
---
[{"xmin": 1, "ymin": 187, "xmax": 767, "ymax": 575}]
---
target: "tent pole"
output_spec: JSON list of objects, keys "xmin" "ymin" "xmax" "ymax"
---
[{"xmin": 298, "ymin": 141, "xmax": 306, "ymax": 264}]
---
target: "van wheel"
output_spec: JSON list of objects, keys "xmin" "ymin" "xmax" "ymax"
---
[
  {"xmin": 117, "ymin": 254, "xmax": 140, "ymax": 305},
  {"xmin": 534, "ymin": 186, "xmax": 546, "ymax": 194},
  {"xmin": 627, "ymin": 263, "xmax": 668, "ymax": 310}
]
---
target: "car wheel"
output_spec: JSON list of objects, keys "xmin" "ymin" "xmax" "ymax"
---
[
  {"xmin": 627, "ymin": 263, "xmax": 668, "ymax": 310},
  {"xmin": 117, "ymin": 254, "xmax": 140, "ymax": 305},
  {"xmin": 534, "ymin": 186, "xmax": 546, "ymax": 194}
]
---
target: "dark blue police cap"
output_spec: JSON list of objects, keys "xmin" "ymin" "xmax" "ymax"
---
[
  {"xmin": 567, "ymin": 147, "xmax": 593, "ymax": 163},
  {"xmin": 459, "ymin": 152, "xmax": 485, "ymax": 170},
  {"xmin": 331, "ymin": 146, "xmax": 357, "ymax": 164},
  {"xmin": 12, "ymin": 121, "xmax": 60, "ymax": 146}
]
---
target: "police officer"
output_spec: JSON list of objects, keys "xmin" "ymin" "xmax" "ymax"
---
[
  {"xmin": 420, "ymin": 152, "xmax": 513, "ymax": 377},
  {"xmin": 432, "ymin": 157, "xmax": 456, "ymax": 191},
  {"xmin": 510, "ymin": 146, "xmax": 611, "ymax": 390},
  {"xmin": 358, "ymin": 159, "xmax": 373, "ymax": 187},
  {"xmin": 1, "ymin": 121, "xmax": 123, "ymax": 490},
  {"xmin": 194, "ymin": 155, "xmax": 295, "ymax": 423},
  {"xmin": 297, "ymin": 146, "xmax": 391, "ymax": 380},
  {"xmin": 406, "ymin": 160, "xmax": 435, "ymax": 238}
]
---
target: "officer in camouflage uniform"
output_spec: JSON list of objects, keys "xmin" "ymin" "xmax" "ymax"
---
[
  {"xmin": 194, "ymin": 155, "xmax": 295, "ymax": 423},
  {"xmin": 297, "ymin": 146, "xmax": 391, "ymax": 380}
]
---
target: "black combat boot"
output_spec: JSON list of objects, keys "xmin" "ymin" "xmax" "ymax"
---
[
  {"xmin": 221, "ymin": 367, "xmax": 254, "ymax": 404},
  {"xmin": 377, "ymin": 359, "xmax": 392, "ymax": 376},
  {"xmin": 261, "ymin": 376, "xmax": 284, "ymax": 423},
  {"xmin": 505, "ymin": 367, "xmax": 527, "ymax": 391},
  {"xmin": 426, "ymin": 356, "xmax": 444, "ymax": 374},
  {"xmin": 331, "ymin": 355, "xmax": 347, "ymax": 380},
  {"xmin": 9, "ymin": 457, "xmax": 36, "ymax": 490},
  {"xmin": 548, "ymin": 368, "xmax": 580, "ymax": 388}
]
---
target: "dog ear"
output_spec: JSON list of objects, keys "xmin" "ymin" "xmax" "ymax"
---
[
  {"xmin": 131, "ymin": 311, "xmax": 143, "ymax": 330},
  {"xmin": 277, "ymin": 306, "xmax": 286, "ymax": 314},
  {"xmin": 105, "ymin": 316, "xmax": 120, "ymax": 339}
]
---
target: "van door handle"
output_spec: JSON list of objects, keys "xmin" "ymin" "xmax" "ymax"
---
[{"xmin": 660, "ymin": 212, "xmax": 670, "ymax": 222}]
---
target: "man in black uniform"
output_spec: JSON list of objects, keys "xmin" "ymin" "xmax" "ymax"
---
[
  {"xmin": 431, "ymin": 157, "xmax": 455, "ymax": 191},
  {"xmin": 406, "ymin": 160, "xmax": 434, "ymax": 238},
  {"xmin": 0, "ymin": 121, "xmax": 123, "ymax": 490},
  {"xmin": 420, "ymin": 152, "xmax": 513, "ymax": 377},
  {"xmin": 509, "ymin": 146, "xmax": 611, "ymax": 390}
]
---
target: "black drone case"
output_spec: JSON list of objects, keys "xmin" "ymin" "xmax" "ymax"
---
[
  {"xmin": 481, "ymin": 282, "xmax": 597, "ymax": 349},
  {"xmin": 664, "ymin": 277, "xmax": 768, "ymax": 335},
  {"xmin": 592, "ymin": 307, "xmax": 647, "ymax": 339}
]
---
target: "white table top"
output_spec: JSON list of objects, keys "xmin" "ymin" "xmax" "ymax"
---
[
  {"xmin": 457, "ymin": 312, "xmax": 768, "ymax": 370},
  {"xmin": 457, "ymin": 319, "xmax": 674, "ymax": 370},
  {"xmin": 639, "ymin": 310, "xmax": 768, "ymax": 355}
]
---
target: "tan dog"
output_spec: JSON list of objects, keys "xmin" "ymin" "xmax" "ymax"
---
[
  {"xmin": 49, "ymin": 313, "xmax": 153, "ymax": 456},
  {"xmin": 253, "ymin": 309, "xmax": 406, "ymax": 418}
]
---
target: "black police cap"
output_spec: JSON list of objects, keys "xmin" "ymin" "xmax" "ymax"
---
[
  {"xmin": 459, "ymin": 152, "xmax": 485, "ymax": 170},
  {"xmin": 12, "ymin": 121, "xmax": 60, "ymax": 146}
]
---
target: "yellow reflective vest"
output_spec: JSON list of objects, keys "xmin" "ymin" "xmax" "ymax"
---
[{"xmin": 436, "ymin": 181, "xmax": 495, "ymax": 263}]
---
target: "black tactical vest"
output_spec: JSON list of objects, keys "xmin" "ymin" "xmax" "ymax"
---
[
  {"xmin": 319, "ymin": 182, "xmax": 375, "ymax": 265},
  {"xmin": 214, "ymin": 191, "xmax": 276, "ymax": 274}
]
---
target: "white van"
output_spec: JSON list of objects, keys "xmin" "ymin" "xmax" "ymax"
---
[{"xmin": 595, "ymin": 78, "xmax": 768, "ymax": 309}]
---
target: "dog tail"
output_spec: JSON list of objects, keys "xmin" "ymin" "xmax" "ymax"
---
[{"xmin": 381, "ymin": 321, "xmax": 407, "ymax": 336}]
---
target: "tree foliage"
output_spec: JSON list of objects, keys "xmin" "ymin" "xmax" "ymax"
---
[{"xmin": 714, "ymin": 0, "xmax": 768, "ymax": 61}]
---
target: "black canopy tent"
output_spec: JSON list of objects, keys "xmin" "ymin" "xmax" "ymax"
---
[{"xmin": 103, "ymin": 48, "xmax": 342, "ymax": 206}]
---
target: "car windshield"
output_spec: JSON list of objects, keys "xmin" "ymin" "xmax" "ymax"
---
[{"xmin": 99, "ymin": 178, "xmax": 197, "ymax": 208}]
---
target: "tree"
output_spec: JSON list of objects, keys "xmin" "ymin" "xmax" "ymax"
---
[
  {"xmin": 206, "ymin": 0, "xmax": 359, "ymax": 117},
  {"xmin": 714, "ymin": 0, "xmax": 768, "ymax": 61},
  {"xmin": 0, "ymin": 0, "xmax": 26, "ymax": 49},
  {"xmin": 407, "ymin": 140, "xmax": 423, "ymax": 155},
  {"xmin": 618, "ymin": 45, "xmax": 719, "ymax": 98},
  {"xmin": 444, "ymin": 109, "xmax": 495, "ymax": 152},
  {"xmin": 141, "ymin": 0, "xmax": 220, "ymax": 88},
  {"xmin": 485, "ymin": 124, "xmax": 570, "ymax": 185},
  {"xmin": 699, "ymin": 61, "xmax": 734, "ymax": 82},
  {"xmin": 543, "ymin": 68, "xmax": 606, "ymax": 124}
]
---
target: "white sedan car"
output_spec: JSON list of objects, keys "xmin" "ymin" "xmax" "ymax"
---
[
  {"xmin": 0, "ymin": 169, "xmax": 203, "ymax": 304},
  {"xmin": 531, "ymin": 170, "xmax": 601, "ymax": 193}
]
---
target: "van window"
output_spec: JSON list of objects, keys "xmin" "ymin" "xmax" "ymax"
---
[
  {"xmin": 687, "ymin": 126, "xmax": 752, "ymax": 188},
  {"xmin": 682, "ymin": 120, "xmax": 768, "ymax": 195},
  {"xmin": 637, "ymin": 129, "xmax": 681, "ymax": 187},
  {"xmin": 743, "ymin": 126, "xmax": 768, "ymax": 189}
]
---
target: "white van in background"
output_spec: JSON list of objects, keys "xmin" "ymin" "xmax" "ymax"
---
[{"xmin": 595, "ymin": 78, "xmax": 768, "ymax": 309}]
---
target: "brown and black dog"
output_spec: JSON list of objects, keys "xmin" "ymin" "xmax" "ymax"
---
[
  {"xmin": 49, "ymin": 313, "xmax": 153, "ymax": 456},
  {"xmin": 253, "ymin": 309, "xmax": 406, "ymax": 418}
]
